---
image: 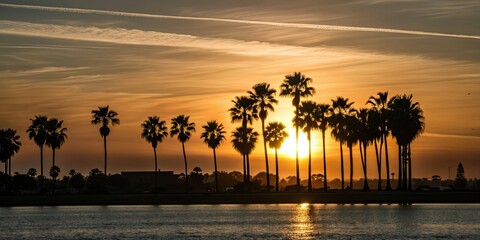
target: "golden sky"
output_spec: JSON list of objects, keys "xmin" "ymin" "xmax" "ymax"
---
[{"xmin": 1, "ymin": 0, "xmax": 479, "ymax": 179}]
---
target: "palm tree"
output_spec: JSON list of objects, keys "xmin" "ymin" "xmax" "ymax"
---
[
  {"xmin": 368, "ymin": 92, "xmax": 393, "ymax": 190},
  {"xmin": 296, "ymin": 101, "xmax": 319, "ymax": 192},
  {"xmin": 170, "ymin": 115, "xmax": 196, "ymax": 193},
  {"xmin": 330, "ymin": 97, "xmax": 355, "ymax": 190},
  {"xmin": 0, "ymin": 129, "xmax": 21, "ymax": 192},
  {"xmin": 265, "ymin": 122, "xmax": 289, "ymax": 192},
  {"xmin": 200, "ymin": 121, "xmax": 226, "ymax": 192},
  {"xmin": 248, "ymin": 83, "xmax": 278, "ymax": 192},
  {"xmin": 91, "ymin": 105, "xmax": 120, "ymax": 175},
  {"xmin": 229, "ymin": 96, "xmax": 258, "ymax": 182},
  {"xmin": 231, "ymin": 127, "xmax": 259, "ymax": 186},
  {"xmin": 357, "ymin": 109, "xmax": 371, "ymax": 191},
  {"xmin": 141, "ymin": 116, "xmax": 168, "ymax": 190},
  {"xmin": 388, "ymin": 94, "xmax": 425, "ymax": 191},
  {"xmin": 26, "ymin": 115, "xmax": 48, "ymax": 192},
  {"xmin": 280, "ymin": 72, "xmax": 315, "ymax": 190},
  {"xmin": 45, "ymin": 118, "xmax": 67, "ymax": 194},
  {"xmin": 315, "ymin": 103, "xmax": 330, "ymax": 191},
  {"xmin": 49, "ymin": 165, "xmax": 60, "ymax": 194},
  {"xmin": 345, "ymin": 114, "xmax": 359, "ymax": 190}
]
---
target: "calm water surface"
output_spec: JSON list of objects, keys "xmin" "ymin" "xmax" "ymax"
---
[{"xmin": 1, "ymin": 204, "xmax": 478, "ymax": 239}]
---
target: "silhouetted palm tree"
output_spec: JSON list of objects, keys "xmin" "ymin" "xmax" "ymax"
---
[
  {"xmin": 49, "ymin": 165, "xmax": 60, "ymax": 194},
  {"xmin": 315, "ymin": 103, "xmax": 330, "ymax": 191},
  {"xmin": 280, "ymin": 72, "xmax": 315, "ymax": 190},
  {"xmin": 345, "ymin": 114, "xmax": 359, "ymax": 189},
  {"xmin": 330, "ymin": 97, "xmax": 355, "ymax": 190},
  {"xmin": 45, "ymin": 118, "xmax": 67, "ymax": 194},
  {"xmin": 27, "ymin": 115, "xmax": 48, "ymax": 192},
  {"xmin": 91, "ymin": 106, "xmax": 120, "ymax": 175},
  {"xmin": 200, "ymin": 121, "xmax": 226, "ymax": 192},
  {"xmin": 170, "ymin": 115, "xmax": 196, "ymax": 193},
  {"xmin": 265, "ymin": 122, "xmax": 289, "ymax": 192},
  {"xmin": 0, "ymin": 129, "xmax": 21, "ymax": 192},
  {"xmin": 249, "ymin": 83, "xmax": 278, "ymax": 192},
  {"xmin": 296, "ymin": 100, "xmax": 319, "ymax": 192},
  {"xmin": 388, "ymin": 94, "xmax": 425, "ymax": 191},
  {"xmin": 231, "ymin": 127, "xmax": 259, "ymax": 185},
  {"xmin": 368, "ymin": 92, "xmax": 393, "ymax": 190},
  {"xmin": 229, "ymin": 96, "xmax": 258, "ymax": 182},
  {"xmin": 141, "ymin": 116, "xmax": 168, "ymax": 189},
  {"xmin": 357, "ymin": 108, "xmax": 371, "ymax": 191}
]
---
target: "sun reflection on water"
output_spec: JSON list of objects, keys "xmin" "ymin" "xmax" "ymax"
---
[{"xmin": 285, "ymin": 203, "xmax": 316, "ymax": 239}]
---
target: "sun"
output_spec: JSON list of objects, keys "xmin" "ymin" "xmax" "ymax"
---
[{"xmin": 277, "ymin": 129, "xmax": 310, "ymax": 159}]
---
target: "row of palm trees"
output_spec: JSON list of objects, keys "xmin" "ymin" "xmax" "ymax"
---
[{"xmin": 1, "ymin": 71, "xmax": 424, "ymax": 194}]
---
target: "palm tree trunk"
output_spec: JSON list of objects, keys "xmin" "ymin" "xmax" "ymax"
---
[
  {"xmin": 262, "ymin": 119, "xmax": 270, "ymax": 192},
  {"xmin": 52, "ymin": 148, "xmax": 56, "ymax": 195},
  {"xmin": 295, "ymin": 108, "xmax": 300, "ymax": 191},
  {"xmin": 340, "ymin": 142, "xmax": 344, "ymax": 190},
  {"xmin": 384, "ymin": 134, "xmax": 392, "ymax": 190},
  {"xmin": 362, "ymin": 143, "xmax": 369, "ymax": 191},
  {"xmin": 182, "ymin": 142, "xmax": 188, "ymax": 193},
  {"xmin": 154, "ymin": 147, "xmax": 158, "ymax": 190},
  {"xmin": 322, "ymin": 130, "xmax": 327, "ymax": 192},
  {"xmin": 4, "ymin": 161, "xmax": 8, "ymax": 193},
  {"xmin": 275, "ymin": 148, "xmax": 279, "ymax": 192},
  {"xmin": 246, "ymin": 154, "xmax": 250, "ymax": 183},
  {"xmin": 374, "ymin": 140, "xmax": 381, "ymax": 191},
  {"xmin": 8, "ymin": 157, "xmax": 11, "ymax": 177},
  {"xmin": 242, "ymin": 154, "xmax": 246, "ymax": 183},
  {"xmin": 40, "ymin": 144, "xmax": 44, "ymax": 193},
  {"xmin": 408, "ymin": 144, "xmax": 412, "ymax": 191},
  {"xmin": 397, "ymin": 144, "xmax": 402, "ymax": 190},
  {"xmin": 349, "ymin": 145, "xmax": 353, "ymax": 189},
  {"xmin": 104, "ymin": 135, "xmax": 107, "ymax": 175},
  {"xmin": 213, "ymin": 148, "xmax": 218, "ymax": 193},
  {"xmin": 402, "ymin": 144, "xmax": 408, "ymax": 190},
  {"xmin": 307, "ymin": 131, "xmax": 312, "ymax": 192}
]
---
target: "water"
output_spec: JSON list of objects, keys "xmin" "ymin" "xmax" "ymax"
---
[{"xmin": 0, "ymin": 204, "xmax": 478, "ymax": 239}]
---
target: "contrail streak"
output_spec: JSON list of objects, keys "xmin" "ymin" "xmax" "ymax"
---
[{"xmin": 1, "ymin": 3, "xmax": 479, "ymax": 40}]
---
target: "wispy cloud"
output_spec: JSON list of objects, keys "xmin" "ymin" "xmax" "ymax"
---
[
  {"xmin": 1, "ymin": 3, "xmax": 479, "ymax": 40},
  {"xmin": 0, "ymin": 66, "xmax": 89, "ymax": 77}
]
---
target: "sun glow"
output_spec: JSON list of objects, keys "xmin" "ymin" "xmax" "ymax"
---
[{"xmin": 277, "ymin": 129, "xmax": 310, "ymax": 159}]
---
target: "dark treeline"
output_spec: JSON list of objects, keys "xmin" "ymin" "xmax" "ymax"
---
[{"xmin": 0, "ymin": 71, "xmax": 448, "ymax": 195}]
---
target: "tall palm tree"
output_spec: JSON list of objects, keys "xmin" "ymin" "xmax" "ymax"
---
[
  {"xmin": 141, "ymin": 116, "xmax": 168, "ymax": 190},
  {"xmin": 248, "ymin": 83, "xmax": 278, "ymax": 192},
  {"xmin": 296, "ymin": 100, "xmax": 319, "ymax": 192},
  {"xmin": 200, "ymin": 121, "xmax": 226, "ymax": 192},
  {"xmin": 368, "ymin": 92, "xmax": 393, "ymax": 190},
  {"xmin": 388, "ymin": 94, "xmax": 425, "ymax": 191},
  {"xmin": 229, "ymin": 96, "xmax": 258, "ymax": 182},
  {"xmin": 265, "ymin": 122, "xmax": 289, "ymax": 192},
  {"xmin": 91, "ymin": 105, "xmax": 120, "ymax": 175},
  {"xmin": 357, "ymin": 109, "xmax": 371, "ymax": 191},
  {"xmin": 0, "ymin": 129, "xmax": 21, "ymax": 192},
  {"xmin": 45, "ymin": 118, "xmax": 67, "ymax": 194},
  {"xmin": 315, "ymin": 103, "xmax": 330, "ymax": 191},
  {"xmin": 231, "ymin": 127, "xmax": 259, "ymax": 185},
  {"xmin": 345, "ymin": 114, "xmax": 359, "ymax": 190},
  {"xmin": 280, "ymin": 72, "xmax": 315, "ymax": 190},
  {"xmin": 367, "ymin": 108, "xmax": 383, "ymax": 190},
  {"xmin": 170, "ymin": 115, "xmax": 196, "ymax": 193},
  {"xmin": 330, "ymin": 97, "xmax": 355, "ymax": 190},
  {"xmin": 26, "ymin": 115, "xmax": 48, "ymax": 192}
]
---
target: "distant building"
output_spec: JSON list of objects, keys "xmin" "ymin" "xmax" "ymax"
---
[{"xmin": 121, "ymin": 171, "xmax": 183, "ymax": 192}]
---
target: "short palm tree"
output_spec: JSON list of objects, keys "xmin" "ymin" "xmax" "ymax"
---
[
  {"xmin": 368, "ymin": 92, "xmax": 393, "ymax": 190},
  {"xmin": 280, "ymin": 72, "xmax": 315, "ymax": 190},
  {"xmin": 265, "ymin": 122, "xmax": 289, "ymax": 192},
  {"xmin": 141, "ymin": 116, "xmax": 168, "ymax": 190},
  {"xmin": 296, "ymin": 100, "xmax": 319, "ymax": 192},
  {"xmin": 231, "ymin": 127, "xmax": 259, "ymax": 184},
  {"xmin": 170, "ymin": 115, "xmax": 196, "ymax": 193},
  {"xmin": 388, "ymin": 94, "xmax": 425, "ymax": 191},
  {"xmin": 49, "ymin": 165, "xmax": 60, "ymax": 194},
  {"xmin": 330, "ymin": 97, "xmax": 355, "ymax": 190},
  {"xmin": 27, "ymin": 115, "xmax": 48, "ymax": 192},
  {"xmin": 91, "ymin": 105, "xmax": 120, "ymax": 175},
  {"xmin": 315, "ymin": 103, "xmax": 330, "ymax": 191},
  {"xmin": 248, "ymin": 83, "xmax": 278, "ymax": 192},
  {"xmin": 229, "ymin": 96, "xmax": 258, "ymax": 182},
  {"xmin": 45, "ymin": 118, "xmax": 67, "ymax": 194},
  {"xmin": 0, "ymin": 129, "xmax": 21, "ymax": 182},
  {"xmin": 200, "ymin": 121, "xmax": 226, "ymax": 192},
  {"xmin": 367, "ymin": 108, "xmax": 383, "ymax": 190},
  {"xmin": 357, "ymin": 109, "xmax": 371, "ymax": 191}
]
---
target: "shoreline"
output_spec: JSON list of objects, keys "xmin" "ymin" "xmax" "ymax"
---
[{"xmin": 1, "ymin": 191, "xmax": 479, "ymax": 206}]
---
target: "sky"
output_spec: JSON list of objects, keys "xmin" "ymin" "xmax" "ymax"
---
[{"xmin": 0, "ymin": 0, "xmax": 479, "ymax": 180}]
